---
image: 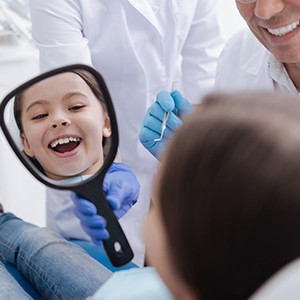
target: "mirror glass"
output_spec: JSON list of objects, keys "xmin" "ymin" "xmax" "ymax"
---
[
  {"xmin": 1, "ymin": 65, "xmax": 116, "ymax": 187},
  {"xmin": 0, "ymin": 65, "xmax": 133, "ymax": 267}
]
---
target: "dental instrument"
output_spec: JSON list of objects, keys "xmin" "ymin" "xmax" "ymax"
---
[
  {"xmin": 153, "ymin": 81, "xmax": 177, "ymax": 142},
  {"xmin": 154, "ymin": 111, "xmax": 170, "ymax": 142}
]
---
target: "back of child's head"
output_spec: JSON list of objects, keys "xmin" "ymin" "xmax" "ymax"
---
[{"xmin": 158, "ymin": 92, "xmax": 300, "ymax": 300}]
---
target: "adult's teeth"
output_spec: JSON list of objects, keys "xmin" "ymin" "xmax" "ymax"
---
[
  {"xmin": 50, "ymin": 137, "xmax": 80, "ymax": 148},
  {"xmin": 267, "ymin": 20, "xmax": 300, "ymax": 36}
]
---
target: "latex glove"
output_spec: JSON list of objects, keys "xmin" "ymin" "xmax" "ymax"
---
[
  {"xmin": 72, "ymin": 162, "xmax": 140, "ymax": 245},
  {"xmin": 103, "ymin": 162, "xmax": 140, "ymax": 219},
  {"xmin": 71, "ymin": 193, "xmax": 109, "ymax": 246},
  {"xmin": 139, "ymin": 90, "xmax": 193, "ymax": 158}
]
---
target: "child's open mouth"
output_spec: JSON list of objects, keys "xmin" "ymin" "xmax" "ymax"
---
[{"xmin": 49, "ymin": 136, "xmax": 81, "ymax": 153}]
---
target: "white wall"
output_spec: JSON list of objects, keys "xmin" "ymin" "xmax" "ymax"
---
[
  {"xmin": 218, "ymin": 0, "xmax": 247, "ymax": 40},
  {"xmin": 0, "ymin": 1, "xmax": 247, "ymax": 227},
  {"xmin": 0, "ymin": 36, "xmax": 46, "ymax": 226}
]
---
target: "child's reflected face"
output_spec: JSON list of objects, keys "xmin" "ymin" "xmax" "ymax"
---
[{"xmin": 20, "ymin": 72, "xmax": 111, "ymax": 180}]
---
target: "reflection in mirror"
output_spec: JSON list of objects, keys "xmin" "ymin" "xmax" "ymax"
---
[
  {"xmin": 0, "ymin": 65, "xmax": 134, "ymax": 266},
  {"xmin": 4, "ymin": 69, "xmax": 112, "ymax": 186}
]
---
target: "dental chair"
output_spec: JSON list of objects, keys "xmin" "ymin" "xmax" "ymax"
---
[{"xmin": 6, "ymin": 240, "xmax": 137, "ymax": 299}]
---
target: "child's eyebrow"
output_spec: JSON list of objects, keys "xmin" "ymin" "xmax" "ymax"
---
[
  {"xmin": 26, "ymin": 91, "xmax": 90, "ymax": 113},
  {"xmin": 62, "ymin": 91, "xmax": 89, "ymax": 101},
  {"xmin": 26, "ymin": 99, "xmax": 47, "ymax": 113}
]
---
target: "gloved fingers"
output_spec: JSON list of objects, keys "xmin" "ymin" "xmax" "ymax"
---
[
  {"xmin": 107, "ymin": 195, "xmax": 137, "ymax": 216},
  {"xmin": 106, "ymin": 183, "xmax": 138, "ymax": 210},
  {"xmin": 142, "ymin": 112, "xmax": 165, "ymax": 136},
  {"xmin": 146, "ymin": 140, "xmax": 167, "ymax": 159},
  {"xmin": 79, "ymin": 214, "xmax": 107, "ymax": 229},
  {"xmin": 140, "ymin": 111, "xmax": 182, "ymax": 143},
  {"xmin": 102, "ymin": 164, "xmax": 139, "ymax": 217},
  {"xmin": 113, "ymin": 201, "xmax": 134, "ymax": 219},
  {"xmin": 83, "ymin": 226, "xmax": 110, "ymax": 241},
  {"xmin": 106, "ymin": 162, "xmax": 133, "ymax": 174},
  {"xmin": 146, "ymin": 102, "xmax": 168, "ymax": 126},
  {"xmin": 75, "ymin": 199, "xmax": 97, "ymax": 217},
  {"xmin": 149, "ymin": 113, "xmax": 182, "ymax": 141},
  {"xmin": 164, "ymin": 112, "xmax": 183, "ymax": 133},
  {"xmin": 156, "ymin": 91, "xmax": 175, "ymax": 112},
  {"xmin": 71, "ymin": 192, "xmax": 97, "ymax": 216},
  {"xmin": 103, "ymin": 178, "xmax": 124, "ymax": 210},
  {"xmin": 139, "ymin": 125, "xmax": 161, "ymax": 143},
  {"xmin": 171, "ymin": 90, "xmax": 193, "ymax": 117},
  {"xmin": 140, "ymin": 139, "xmax": 161, "ymax": 157},
  {"xmin": 156, "ymin": 126, "xmax": 173, "ymax": 141}
]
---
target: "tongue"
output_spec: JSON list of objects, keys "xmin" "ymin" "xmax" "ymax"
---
[{"xmin": 53, "ymin": 141, "xmax": 79, "ymax": 153}]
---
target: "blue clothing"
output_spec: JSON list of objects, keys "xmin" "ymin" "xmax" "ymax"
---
[
  {"xmin": 57, "ymin": 174, "xmax": 92, "ymax": 185},
  {"xmin": 0, "ymin": 213, "xmax": 112, "ymax": 299},
  {"xmin": 0, "ymin": 261, "xmax": 33, "ymax": 299},
  {"xmin": 92, "ymin": 267, "xmax": 173, "ymax": 300}
]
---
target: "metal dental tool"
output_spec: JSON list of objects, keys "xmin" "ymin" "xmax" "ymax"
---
[
  {"xmin": 153, "ymin": 81, "xmax": 177, "ymax": 142},
  {"xmin": 154, "ymin": 111, "xmax": 170, "ymax": 142}
]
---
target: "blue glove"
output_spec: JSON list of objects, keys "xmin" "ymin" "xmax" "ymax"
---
[
  {"xmin": 71, "ymin": 162, "xmax": 140, "ymax": 245},
  {"xmin": 139, "ymin": 90, "xmax": 193, "ymax": 158},
  {"xmin": 103, "ymin": 162, "xmax": 140, "ymax": 219},
  {"xmin": 71, "ymin": 193, "xmax": 109, "ymax": 246}
]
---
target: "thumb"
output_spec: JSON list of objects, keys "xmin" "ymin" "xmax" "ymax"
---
[{"xmin": 171, "ymin": 90, "xmax": 193, "ymax": 117}]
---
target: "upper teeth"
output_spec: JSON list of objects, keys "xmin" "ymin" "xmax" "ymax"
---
[
  {"xmin": 267, "ymin": 20, "xmax": 300, "ymax": 36},
  {"xmin": 50, "ymin": 137, "xmax": 80, "ymax": 148}
]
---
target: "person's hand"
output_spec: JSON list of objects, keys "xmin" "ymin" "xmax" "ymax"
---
[
  {"xmin": 71, "ymin": 162, "xmax": 140, "ymax": 245},
  {"xmin": 139, "ymin": 90, "xmax": 193, "ymax": 158},
  {"xmin": 71, "ymin": 193, "xmax": 109, "ymax": 246},
  {"xmin": 103, "ymin": 162, "xmax": 140, "ymax": 219}
]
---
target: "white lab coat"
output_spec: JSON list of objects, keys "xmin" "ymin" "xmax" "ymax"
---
[
  {"xmin": 29, "ymin": 0, "xmax": 225, "ymax": 266},
  {"xmin": 215, "ymin": 28, "xmax": 299, "ymax": 95}
]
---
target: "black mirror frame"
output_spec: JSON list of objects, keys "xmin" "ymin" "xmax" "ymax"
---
[
  {"xmin": 0, "ymin": 64, "xmax": 119, "ymax": 190},
  {"xmin": 0, "ymin": 64, "xmax": 135, "ymax": 267}
]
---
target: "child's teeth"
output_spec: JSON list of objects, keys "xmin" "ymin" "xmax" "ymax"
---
[{"xmin": 50, "ymin": 137, "xmax": 80, "ymax": 148}]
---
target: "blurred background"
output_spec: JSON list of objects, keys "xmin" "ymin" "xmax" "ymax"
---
[{"xmin": 0, "ymin": 0, "xmax": 246, "ymax": 226}]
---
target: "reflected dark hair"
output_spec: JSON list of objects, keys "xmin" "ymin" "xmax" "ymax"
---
[
  {"xmin": 13, "ymin": 69, "xmax": 107, "ymax": 133},
  {"xmin": 159, "ymin": 92, "xmax": 300, "ymax": 300}
]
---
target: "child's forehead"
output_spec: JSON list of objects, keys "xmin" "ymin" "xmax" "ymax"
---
[
  {"xmin": 22, "ymin": 74, "xmax": 94, "ymax": 103},
  {"xmin": 27, "ymin": 73, "xmax": 88, "ymax": 93}
]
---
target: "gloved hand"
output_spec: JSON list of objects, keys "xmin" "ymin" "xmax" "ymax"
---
[
  {"xmin": 71, "ymin": 193, "xmax": 109, "ymax": 246},
  {"xmin": 103, "ymin": 162, "xmax": 140, "ymax": 219},
  {"xmin": 139, "ymin": 90, "xmax": 193, "ymax": 158},
  {"xmin": 71, "ymin": 162, "xmax": 140, "ymax": 245}
]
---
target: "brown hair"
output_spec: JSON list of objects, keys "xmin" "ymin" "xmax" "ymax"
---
[
  {"xmin": 13, "ymin": 69, "xmax": 107, "ymax": 133},
  {"xmin": 159, "ymin": 92, "xmax": 300, "ymax": 299}
]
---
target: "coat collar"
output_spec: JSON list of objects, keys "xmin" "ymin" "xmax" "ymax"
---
[
  {"xmin": 239, "ymin": 30, "xmax": 271, "ymax": 76},
  {"xmin": 127, "ymin": 0, "xmax": 162, "ymax": 35}
]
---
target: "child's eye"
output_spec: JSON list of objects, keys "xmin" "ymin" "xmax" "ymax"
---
[
  {"xmin": 32, "ymin": 113, "xmax": 48, "ymax": 120},
  {"xmin": 69, "ymin": 104, "xmax": 85, "ymax": 111}
]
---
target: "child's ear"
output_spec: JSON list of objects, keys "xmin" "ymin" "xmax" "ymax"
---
[
  {"xmin": 102, "ymin": 115, "xmax": 112, "ymax": 138},
  {"xmin": 20, "ymin": 133, "xmax": 34, "ymax": 158}
]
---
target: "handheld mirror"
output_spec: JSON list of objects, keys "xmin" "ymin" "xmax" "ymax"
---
[{"xmin": 0, "ymin": 64, "xmax": 134, "ymax": 266}]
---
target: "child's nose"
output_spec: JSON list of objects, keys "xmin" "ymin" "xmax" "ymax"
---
[{"xmin": 51, "ymin": 119, "xmax": 69, "ymax": 129}]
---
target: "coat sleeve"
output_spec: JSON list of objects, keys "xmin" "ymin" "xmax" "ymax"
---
[
  {"xmin": 29, "ymin": 0, "xmax": 92, "ymax": 72},
  {"xmin": 180, "ymin": 0, "xmax": 226, "ymax": 104}
]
